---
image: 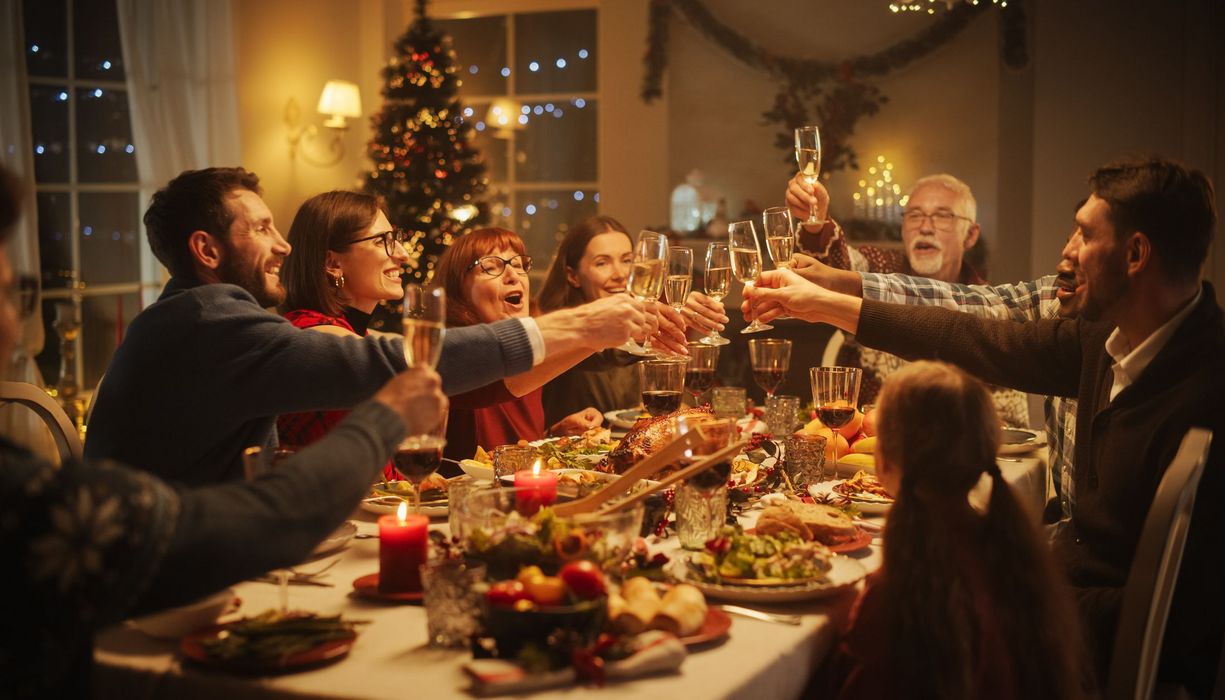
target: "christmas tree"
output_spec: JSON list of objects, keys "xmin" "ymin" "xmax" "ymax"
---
[{"xmin": 363, "ymin": 0, "xmax": 488, "ymax": 287}]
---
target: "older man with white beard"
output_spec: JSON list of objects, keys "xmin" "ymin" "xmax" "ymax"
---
[{"xmin": 783, "ymin": 172, "xmax": 1030, "ymax": 426}]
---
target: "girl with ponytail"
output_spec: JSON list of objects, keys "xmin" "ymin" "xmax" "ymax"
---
[{"xmin": 832, "ymin": 361, "xmax": 1085, "ymax": 699}]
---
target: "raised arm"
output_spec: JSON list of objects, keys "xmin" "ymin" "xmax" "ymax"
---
[{"xmin": 859, "ymin": 272, "xmax": 1058, "ymax": 322}]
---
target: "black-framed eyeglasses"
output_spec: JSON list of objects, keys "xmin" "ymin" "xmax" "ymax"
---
[
  {"xmin": 5, "ymin": 275, "xmax": 38, "ymax": 320},
  {"xmin": 468, "ymin": 254, "xmax": 532, "ymax": 278},
  {"xmin": 337, "ymin": 229, "xmax": 411, "ymax": 257},
  {"xmin": 901, "ymin": 210, "xmax": 973, "ymax": 231}
]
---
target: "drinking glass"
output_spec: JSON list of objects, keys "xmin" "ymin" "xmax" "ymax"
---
[
  {"xmin": 684, "ymin": 342, "xmax": 720, "ymax": 405},
  {"xmin": 783, "ymin": 433, "xmax": 827, "ymax": 488},
  {"xmin": 810, "ymin": 366, "xmax": 862, "ymax": 476},
  {"xmin": 710, "ymin": 386, "xmax": 746, "ymax": 420},
  {"xmin": 665, "ymin": 246, "xmax": 693, "ymax": 314},
  {"xmin": 491, "ymin": 444, "xmax": 537, "ymax": 481},
  {"xmin": 794, "ymin": 126, "xmax": 825, "ymax": 226},
  {"xmin": 399, "ymin": 285, "xmax": 447, "ymax": 511},
  {"xmin": 674, "ymin": 416, "xmax": 735, "ymax": 550},
  {"xmin": 622, "ymin": 230, "xmax": 669, "ymax": 356},
  {"xmin": 764, "ymin": 394, "xmax": 801, "ymax": 438},
  {"xmin": 421, "ymin": 559, "xmax": 487, "ymax": 648},
  {"xmin": 446, "ymin": 475, "xmax": 489, "ymax": 539},
  {"xmin": 748, "ymin": 338, "xmax": 792, "ymax": 399},
  {"xmin": 639, "ymin": 359, "xmax": 686, "ymax": 417},
  {"xmin": 242, "ymin": 445, "xmax": 298, "ymax": 611},
  {"xmin": 728, "ymin": 220, "xmax": 772, "ymax": 333},
  {"xmin": 761, "ymin": 206, "xmax": 796, "ymax": 270},
  {"xmin": 700, "ymin": 242, "xmax": 732, "ymax": 346}
]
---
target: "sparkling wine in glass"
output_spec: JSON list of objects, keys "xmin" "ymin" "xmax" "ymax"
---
[
  {"xmin": 762, "ymin": 206, "xmax": 796, "ymax": 270},
  {"xmin": 684, "ymin": 342, "xmax": 720, "ymax": 405},
  {"xmin": 728, "ymin": 220, "xmax": 772, "ymax": 334},
  {"xmin": 624, "ymin": 231, "xmax": 668, "ymax": 356},
  {"xmin": 665, "ymin": 246, "xmax": 693, "ymax": 313},
  {"xmin": 810, "ymin": 366, "xmax": 862, "ymax": 476},
  {"xmin": 794, "ymin": 126, "xmax": 825, "ymax": 226},
  {"xmin": 749, "ymin": 338, "xmax": 792, "ymax": 399},
  {"xmin": 700, "ymin": 242, "xmax": 732, "ymax": 346},
  {"xmin": 639, "ymin": 359, "xmax": 686, "ymax": 417},
  {"xmin": 403, "ymin": 285, "xmax": 445, "ymax": 370}
]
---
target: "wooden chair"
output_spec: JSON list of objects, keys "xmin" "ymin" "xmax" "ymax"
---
[
  {"xmin": 0, "ymin": 381, "xmax": 84, "ymax": 463},
  {"xmin": 1106, "ymin": 427, "xmax": 1213, "ymax": 700},
  {"xmin": 821, "ymin": 329, "xmax": 844, "ymax": 367}
]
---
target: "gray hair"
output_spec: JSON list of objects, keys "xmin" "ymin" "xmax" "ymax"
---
[{"xmin": 910, "ymin": 173, "xmax": 977, "ymax": 222}]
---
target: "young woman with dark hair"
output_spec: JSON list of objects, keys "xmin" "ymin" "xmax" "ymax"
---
[{"xmin": 834, "ymin": 360, "xmax": 1084, "ymax": 700}]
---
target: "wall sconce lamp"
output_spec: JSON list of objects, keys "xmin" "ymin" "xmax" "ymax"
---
[{"xmin": 285, "ymin": 80, "xmax": 363, "ymax": 166}]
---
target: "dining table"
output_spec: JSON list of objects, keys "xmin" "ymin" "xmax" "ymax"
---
[{"xmin": 92, "ymin": 454, "xmax": 1047, "ymax": 700}]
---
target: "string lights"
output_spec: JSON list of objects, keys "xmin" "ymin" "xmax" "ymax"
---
[{"xmin": 852, "ymin": 155, "xmax": 906, "ymax": 222}]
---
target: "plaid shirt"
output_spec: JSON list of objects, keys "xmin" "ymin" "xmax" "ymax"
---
[{"xmin": 860, "ymin": 271, "xmax": 1077, "ymax": 519}]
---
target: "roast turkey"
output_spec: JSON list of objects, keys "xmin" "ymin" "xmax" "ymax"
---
[{"xmin": 598, "ymin": 406, "xmax": 713, "ymax": 473}]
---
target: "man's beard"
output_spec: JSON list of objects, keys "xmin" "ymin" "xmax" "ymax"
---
[
  {"xmin": 218, "ymin": 252, "xmax": 285, "ymax": 308},
  {"xmin": 908, "ymin": 250, "xmax": 944, "ymax": 276},
  {"xmin": 1079, "ymin": 271, "xmax": 1126, "ymax": 323}
]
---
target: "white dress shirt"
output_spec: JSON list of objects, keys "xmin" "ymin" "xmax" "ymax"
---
[{"xmin": 1103, "ymin": 288, "xmax": 1201, "ymax": 402}]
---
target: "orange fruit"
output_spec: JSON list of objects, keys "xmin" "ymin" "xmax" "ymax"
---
[{"xmin": 861, "ymin": 407, "xmax": 879, "ymax": 437}]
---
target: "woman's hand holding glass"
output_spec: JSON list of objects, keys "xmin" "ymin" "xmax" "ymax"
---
[{"xmin": 683, "ymin": 291, "xmax": 729, "ymax": 336}]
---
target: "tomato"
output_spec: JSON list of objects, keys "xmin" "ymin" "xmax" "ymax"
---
[
  {"xmin": 559, "ymin": 560, "xmax": 606, "ymax": 599},
  {"xmin": 523, "ymin": 575, "xmax": 567, "ymax": 606},
  {"xmin": 485, "ymin": 579, "xmax": 532, "ymax": 608}
]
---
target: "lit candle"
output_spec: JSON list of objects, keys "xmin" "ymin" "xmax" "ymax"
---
[
  {"xmin": 514, "ymin": 459, "xmax": 558, "ymax": 516},
  {"xmin": 378, "ymin": 501, "xmax": 429, "ymax": 593}
]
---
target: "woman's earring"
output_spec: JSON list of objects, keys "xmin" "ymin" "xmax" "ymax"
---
[{"xmin": 331, "ymin": 274, "xmax": 345, "ymax": 289}]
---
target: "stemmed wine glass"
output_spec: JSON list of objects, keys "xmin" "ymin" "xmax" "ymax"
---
[
  {"xmin": 665, "ymin": 246, "xmax": 693, "ymax": 315},
  {"xmin": 728, "ymin": 220, "xmax": 772, "ymax": 334},
  {"xmin": 398, "ymin": 285, "xmax": 447, "ymax": 512},
  {"xmin": 810, "ymin": 366, "xmax": 862, "ymax": 476},
  {"xmin": 749, "ymin": 338, "xmax": 792, "ymax": 400},
  {"xmin": 700, "ymin": 242, "xmax": 732, "ymax": 346},
  {"xmin": 684, "ymin": 342, "xmax": 720, "ymax": 406},
  {"xmin": 762, "ymin": 207, "xmax": 796, "ymax": 270},
  {"xmin": 795, "ymin": 126, "xmax": 825, "ymax": 226},
  {"xmin": 622, "ymin": 230, "xmax": 668, "ymax": 356},
  {"xmin": 639, "ymin": 359, "xmax": 686, "ymax": 417}
]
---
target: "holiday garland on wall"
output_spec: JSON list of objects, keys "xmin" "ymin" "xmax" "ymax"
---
[{"xmin": 643, "ymin": 0, "xmax": 1028, "ymax": 173}]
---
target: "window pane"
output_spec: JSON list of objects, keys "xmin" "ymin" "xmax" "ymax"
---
[
  {"xmin": 36, "ymin": 191, "xmax": 73, "ymax": 289},
  {"xmin": 76, "ymin": 87, "xmax": 137, "ymax": 182},
  {"xmin": 74, "ymin": 0, "xmax": 126, "ymax": 80},
  {"xmin": 435, "ymin": 15, "xmax": 508, "ymax": 97},
  {"xmin": 514, "ymin": 189, "xmax": 599, "ymax": 263},
  {"xmin": 29, "ymin": 84, "xmax": 70, "ymax": 182},
  {"xmin": 514, "ymin": 11, "xmax": 596, "ymax": 94},
  {"xmin": 79, "ymin": 193, "xmax": 142, "ymax": 285},
  {"xmin": 23, "ymin": 0, "xmax": 67, "ymax": 78},
  {"xmin": 35, "ymin": 299, "xmax": 71, "ymax": 387},
  {"xmin": 514, "ymin": 99, "xmax": 596, "ymax": 183},
  {"xmin": 82, "ymin": 293, "xmax": 141, "ymax": 389}
]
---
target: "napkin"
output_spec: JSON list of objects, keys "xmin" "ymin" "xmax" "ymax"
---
[{"xmin": 463, "ymin": 631, "xmax": 687, "ymax": 696}]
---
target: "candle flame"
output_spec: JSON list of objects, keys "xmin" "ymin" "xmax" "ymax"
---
[
  {"xmin": 397, "ymin": 500, "xmax": 408, "ymax": 522},
  {"xmin": 531, "ymin": 458, "xmax": 542, "ymax": 476}
]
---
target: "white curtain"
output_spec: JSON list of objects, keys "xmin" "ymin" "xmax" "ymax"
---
[
  {"xmin": 0, "ymin": 0, "xmax": 56, "ymax": 458},
  {"xmin": 117, "ymin": 0, "xmax": 242, "ymax": 304}
]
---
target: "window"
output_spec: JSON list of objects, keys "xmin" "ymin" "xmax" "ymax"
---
[
  {"xmin": 23, "ymin": 0, "xmax": 153, "ymax": 393},
  {"xmin": 435, "ymin": 8, "xmax": 598, "ymax": 264}
]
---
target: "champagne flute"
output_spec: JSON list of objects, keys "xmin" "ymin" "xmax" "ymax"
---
[
  {"xmin": 795, "ymin": 126, "xmax": 825, "ymax": 226},
  {"xmin": 623, "ymin": 230, "xmax": 668, "ymax": 356},
  {"xmin": 728, "ymin": 220, "xmax": 772, "ymax": 334},
  {"xmin": 639, "ymin": 359, "xmax": 686, "ymax": 417},
  {"xmin": 684, "ymin": 342, "xmax": 720, "ymax": 405},
  {"xmin": 665, "ymin": 246, "xmax": 693, "ymax": 314},
  {"xmin": 400, "ymin": 285, "xmax": 447, "ymax": 512},
  {"xmin": 810, "ymin": 366, "xmax": 862, "ymax": 476},
  {"xmin": 700, "ymin": 242, "xmax": 732, "ymax": 346},
  {"xmin": 748, "ymin": 338, "xmax": 792, "ymax": 400},
  {"xmin": 762, "ymin": 206, "xmax": 796, "ymax": 270}
]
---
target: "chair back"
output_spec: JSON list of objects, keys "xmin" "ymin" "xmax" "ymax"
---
[
  {"xmin": 821, "ymin": 329, "xmax": 845, "ymax": 367},
  {"xmin": 1106, "ymin": 427, "xmax": 1213, "ymax": 700},
  {"xmin": 0, "ymin": 381, "xmax": 84, "ymax": 463}
]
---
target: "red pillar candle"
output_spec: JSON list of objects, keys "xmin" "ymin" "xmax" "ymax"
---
[
  {"xmin": 378, "ymin": 502, "xmax": 429, "ymax": 593},
  {"xmin": 514, "ymin": 461, "xmax": 558, "ymax": 516}
]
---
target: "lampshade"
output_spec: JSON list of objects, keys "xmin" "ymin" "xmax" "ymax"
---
[
  {"xmin": 317, "ymin": 80, "xmax": 362, "ymax": 128},
  {"xmin": 486, "ymin": 98, "xmax": 524, "ymax": 136}
]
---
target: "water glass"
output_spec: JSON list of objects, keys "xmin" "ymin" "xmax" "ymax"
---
[
  {"xmin": 446, "ymin": 476, "xmax": 489, "ymax": 539},
  {"xmin": 784, "ymin": 433, "xmax": 827, "ymax": 488},
  {"xmin": 764, "ymin": 395, "xmax": 802, "ymax": 438},
  {"xmin": 676, "ymin": 482, "xmax": 729, "ymax": 550},
  {"xmin": 421, "ymin": 559, "xmax": 487, "ymax": 648},
  {"xmin": 710, "ymin": 386, "xmax": 747, "ymax": 420},
  {"xmin": 491, "ymin": 444, "xmax": 536, "ymax": 480}
]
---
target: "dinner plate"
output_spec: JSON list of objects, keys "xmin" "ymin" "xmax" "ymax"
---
[
  {"xmin": 180, "ymin": 623, "xmax": 357, "ymax": 673},
  {"xmin": 310, "ymin": 521, "xmax": 357, "ymax": 558},
  {"xmin": 998, "ymin": 428, "xmax": 1046, "ymax": 455},
  {"xmin": 605, "ymin": 408, "xmax": 648, "ymax": 430},
  {"xmin": 678, "ymin": 607, "xmax": 732, "ymax": 647},
  {"xmin": 674, "ymin": 555, "xmax": 867, "ymax": 604},
  {"xmin": 359, "ymin": 496, "xmax": 448, "ymax": 517},
  {"xmin": 530, "ymin": 437, "xmax": 610, "ymax": 467},
  {"xmin": 831, "ymin": 481, "xmax": 895, "ymax": 515},
  {"xmin": 743, "ymin": 526, "xmax": 874, "ymax": 554}
]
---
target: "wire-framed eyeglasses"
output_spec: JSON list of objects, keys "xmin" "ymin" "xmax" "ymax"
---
[
  {"xmin": 901, "ymin": 210, "xmax": 973, "ymax": 231},
  {"xmin": 339, "ymin": 229, "xmax": 411, "ymax": 257},
  {"xmin": 468, "ymin": 254, "xmax": 532, "ymax": 278}
]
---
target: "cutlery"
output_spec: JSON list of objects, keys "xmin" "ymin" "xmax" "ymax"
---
[
  {"xmin": 252, "ymin": 574, "xmax": 335, "ymax": 588},
  {"xmin": 715, "ymin": 604, "xmax": 801, "ymax": 626}
]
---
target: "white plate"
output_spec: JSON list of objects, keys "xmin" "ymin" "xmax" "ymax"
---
[
  {"xmin": 843, "ymin": 497, "xmax": 892, "ymax": 515},
  {"xmin": 310, "ymin": 520, "xmax": 357, "ymax": 557},
  {"xmin": 674, "ymin": 555, "xmax": 867, "ymax": 604},
  {"xmin": 604, "ymin": 408, "xmax": 648, "ymax": 430},
  {"xmin": 529, "ymin": 437, "xmax": 612, "ymax": 466},
  {"xmin": 360, "ymin": 496, "xmax": 448, "ymax": 517},
  {"xmin": 459, "ymin": 459, "xmax": 495, "ymax": 481},
  {"xmin": 998, "ymin": 428, "xmax": 1046, "ymax": 455}
]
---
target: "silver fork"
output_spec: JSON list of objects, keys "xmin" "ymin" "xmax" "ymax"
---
[
  {"xmin": 287, "ymin": 557, "xmax": 340, "ymax": 580},
  {"xmin": 715, "ymin": 604, "xmax": 802, "ymax": 626}
]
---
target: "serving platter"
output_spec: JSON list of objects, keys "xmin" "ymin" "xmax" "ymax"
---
[
  {"xmin": 673, "ymin": 555, "xmax": 867, "ymax": 604},
  {"xmin": 180, "ymin": 623, "xmax": 357, "ymax": 673},
  {"xmin": 998, "ymin": 428, "xmax": 1046, "ymax": 455}
]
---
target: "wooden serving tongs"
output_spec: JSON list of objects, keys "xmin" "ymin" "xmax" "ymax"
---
[
  {"xmin": 551, "ymin": 429, "xmax": 707, "ymax": 517},
  {"xmin": 595, "ymin": 439, "xmax": 748, "ymax": 516}
]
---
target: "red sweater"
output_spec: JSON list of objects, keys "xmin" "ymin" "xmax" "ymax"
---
[{"xmin": 444, "ymin": 384, "xmax": 545, "ymax": 462}]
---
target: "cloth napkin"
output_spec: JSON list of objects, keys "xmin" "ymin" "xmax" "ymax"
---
[{"xmin": 462, "ymin": 631, "xmax": 687, "ymax": 696}]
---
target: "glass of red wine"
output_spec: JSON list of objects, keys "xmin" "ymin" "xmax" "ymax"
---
[
  {"xmin": 684, "ymin": 342, "xmax": 720, "ymax": 405},
  {"xmin": 639, "ymin": 359, "xmax": 687, "ymax": 417},
  {"xmin": 810, "ymin": 366, "xmax": 862, "ymax": 476},
  {"xmin": 748, "ymin": 338, "xmax": 792, "ymax": 400},
  {"xmin": 398, "ymin": 285, "xmax": 447, "ymax": 512}
]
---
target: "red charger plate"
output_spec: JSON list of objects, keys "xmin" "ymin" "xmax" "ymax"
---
[
  {"xmin": 678, "ymin": 607, "xmax": 732, "ymax": 647},
  {"xmin": 351, "ymin": 573, "xmax": 424, "ymax": 603},
  {"xmin": 180, "ymin": 625, "xmax": 356, "ymax": 674}
]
